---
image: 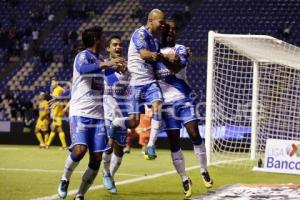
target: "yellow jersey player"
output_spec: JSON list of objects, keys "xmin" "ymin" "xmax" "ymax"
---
[
  {"xmin": 35, "ymin": 92, "xmax": 50, "ymax": 148},
  {"xmin": 46, "ymin": 79, "xmax": 67, "ymax": 149}
]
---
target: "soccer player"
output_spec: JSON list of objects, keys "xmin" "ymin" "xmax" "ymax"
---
[
  {"xmin": 46, "ymin": 79, "xmax": 67, "ymax": 149},
  {"xmin": 101, "ymin": 35, "xmax": 129, "ymax": 193},
  {"xmin": 57, "ymin": 26, "xmax": 125, "ymax": 200},
  {"xmin": 156, "ymin": 20, "xmax": 213, "ymax": 198},
  {"xmin": 34, "ymin": 92, "xmax": 49, "ymax": 148},
  {"xmin": 111, "ymin": 9, "xmax": 175, "ymax": 160}
]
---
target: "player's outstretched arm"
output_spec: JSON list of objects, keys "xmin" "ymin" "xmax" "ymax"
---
[{"xmin": 100, "ymin": 57, "xmax": 127, "ymax": 73}]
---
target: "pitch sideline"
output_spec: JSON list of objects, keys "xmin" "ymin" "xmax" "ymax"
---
[{"xmin": 31, "ymin": 165, "xmax": 200, "ymax": 200}]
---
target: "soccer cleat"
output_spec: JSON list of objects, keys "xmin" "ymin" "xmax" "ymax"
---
[
  {"xmin": 73, "ymin": 195, "xmax": 84, "ymax": 200},
  {"xmin": 39, "ymin": 144, "xmax": 46, "ymax": 149},
  {"xmin": 103, "ymin": 172, "xmax": 113, "ymax": 190},
  {"xmin": 108, "ymin": 181, "xmax": 117, "ymax": 193},
  {"xmin": 201, "ymin": 171, "xmax": 213, "ymax": 188},
  {"xmin": 144, "ymin": 146, "xmax": 157, "ymax": 160},
  {"xmin": 182, "ymin": 178, "xmax": 192, "ymax": 199},
  {"xmin": 58, "ymin": 180, "xmax": 69, "ymax": 199}
]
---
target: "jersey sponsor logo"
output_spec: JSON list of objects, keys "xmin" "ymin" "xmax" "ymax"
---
[{"xmin": 91, "ymin": 77, "xmax": 104, "ymax": 91}]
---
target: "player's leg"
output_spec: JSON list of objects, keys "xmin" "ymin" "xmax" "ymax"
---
[
  {"xmin": 181, "ymin": 102, "xmax": 213, "ymax": 188},
  {"xmin": 145, "ymin": 83, "xmax": 163, "ymax": 160},
  {"xmin": 167, "ymin": 130, "xmax": 192, "ymax": 199},
  {"xmin": 75, "ymin": 152, "xmax": 102, "ymax": 199},
  {"xmin": 139, "ymin": 131, "xmax": 149, "ymax": 154},
  {"xmin": 103, "ymin": 142, "xmax": 124, "ymax": 193},
  {"xmin": 58, "ymin": 116, "xmax": 89, "ymax": 199},
  {"xmin": 57, "ymin": 124, "xmax": 67, "ymax": 150},
  {"xmin": 102, "ymin": 119, "xmax": 113, "ymax": 191},
  {"xmin": 103, "ymin": 125, "xmax": 127, "ymax": 193},
  {"xmin": 164, "ymin": 105, "xmax": 192, "ymax": 198},
  {"xmin": 75, "ymin": 118, "xmax": 109, "ymax": 199},
  {"xmin": 123, "ymin": 129, "xmax": 138, "ymax": 153},
  {"xmin": 35, "ymin": 123, "xmax": 45, "ymax": 148},
  {"xmin": 46, "ymin": 122, "xmax": 57, "ymax": 147},
  {"xmin": 42, "ymin": 119, "xmax": 50, "ymax": 144},
  {"xmin": 102, "ymin": 146, "xmax": 113, "ymax": 191},
  {"xmin": 58, "ymin": 144, "xmax": 87, "ymax": 199}
]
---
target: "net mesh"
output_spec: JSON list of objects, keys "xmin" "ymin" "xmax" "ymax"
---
[{"xmin": 209, "ymin": 34, "xmax": 300, "ymax": 166}]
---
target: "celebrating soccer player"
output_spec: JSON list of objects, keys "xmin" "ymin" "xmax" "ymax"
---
[
  {"xmin": 156, "ymin": 20, "xmax": 213, "ymax": 198},
  {"xmin": 101, "ymin": 35, "xmax": 129, "ymax": 193},
  {"xmin": 111, "ymin": 9, "xmax": 176, "ymax": 160},
  {"xmin": 57, "ymin": 26, "xmax": 125, "ymax": 200}
]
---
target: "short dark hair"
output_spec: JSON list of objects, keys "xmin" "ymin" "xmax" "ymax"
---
[
  {"xmin": 107, "ymin": 35, "xmax": 122, "ymax": 47},
  {"xmin": 82, "ymin": 26, "xmax": 103, "ymax": 48}
]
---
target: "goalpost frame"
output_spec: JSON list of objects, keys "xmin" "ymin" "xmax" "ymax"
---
[{"xmin": 205, "ymin": 31, "xmax": 273, "ymax": 165}]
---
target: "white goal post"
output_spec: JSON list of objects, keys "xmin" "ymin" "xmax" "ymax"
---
[{"xmin": 205, "ymin": 31, "xmax": 300, "ymax": 167}]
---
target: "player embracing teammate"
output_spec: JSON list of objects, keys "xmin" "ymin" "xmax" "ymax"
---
[{"xmin": 57, "ymin": 9, "xmax": 213, "ymax": 200}]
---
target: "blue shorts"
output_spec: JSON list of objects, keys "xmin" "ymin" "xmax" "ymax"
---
[
  {"xmin": 162, "ymin": 99, "xmax": 198, "ymax": 130},
  {"xmin": 69, "ymin": 116, "xmax": 110, "ymax": 152},
  {"xmin": 105, "ymin": 120, "xmax": 128, "ymax": 147},
  {"xmin": 128, "ymin": 82, "xmax": 163, "ymax": 114}
]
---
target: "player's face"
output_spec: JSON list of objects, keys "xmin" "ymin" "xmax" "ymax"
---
[
  {"xmin": 166, "ymin": 21, "xmax": 176, "ymax": 44},
  {"xmin": 107, "ymin": 38, "xmax": 123, "ymax": 58},
  {"xmin": 51, "ymin": 80, "xmax": 58, "ymax": 88},
  {"xmin": 39, "ymin": 93, "xmax": 45, "ymax": 101},
  {"xmin": 151, "ymin": 14, "xmax": 165, "ymax": 35}
]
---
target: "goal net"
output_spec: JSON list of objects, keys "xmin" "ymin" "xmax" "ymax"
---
[{"xmin": 205, "ymin": 31, "xmax": 300, "ymax": 167}]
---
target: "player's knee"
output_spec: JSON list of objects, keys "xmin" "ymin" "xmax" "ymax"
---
[
  {"xmin": 114, "ymin": 145, "xmax": 124, "ymax": 157},
  {"xmin": 72, "ymin": 145, "xmax": 87, "ymax": 160},
  {"xmin": 105, "ymin": 148, "xmax": 113, "ymax": 155}
]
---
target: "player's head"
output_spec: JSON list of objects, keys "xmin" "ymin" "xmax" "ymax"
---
[
  {"xmin": 107, "ymin": 35, "xmax": 123, "ymax": 59},
  {"xmin": 51, "ymin": 78, "xmax": 58, "ymax": 88},
  {"xmin": 147, "ymin": 9, "xmax": 165, "ymax": 36},
  {"xmin": 82, "ymin": 26, "xmax": 105, "ymax": 54},
  {"xmin": 162, "ymin": 20, "xmax": 177, "ymax": 47},
  {"xmin": 38, "ymin": 92, "xmax": 46, "ymax": 101}
]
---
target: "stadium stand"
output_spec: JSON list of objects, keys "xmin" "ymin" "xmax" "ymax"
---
[{"xmin": 0, "ymin": 0, "xmax": 299, "ymax": 123}]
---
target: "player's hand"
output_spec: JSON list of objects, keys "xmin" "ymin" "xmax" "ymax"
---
[
  {"xmin": 109, "ymin": 57, "xmax": 125, "ymax": 66},
  {"xmin": 114, "ymin": 60, "xmax": 127, "ymax": 73},
  {"xmin": 152, "ymin": 52, "xmax": 162, "ymax": 61}
]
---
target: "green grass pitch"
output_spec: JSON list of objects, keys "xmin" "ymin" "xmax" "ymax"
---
[{"xmin": 0, "ymin": 145, "xmax": 298, "ymax": 200}]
